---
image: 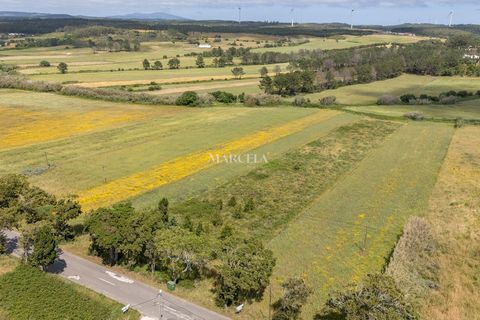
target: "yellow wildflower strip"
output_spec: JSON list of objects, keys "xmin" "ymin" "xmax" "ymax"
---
[
  {"xmin": 0, "ymin": 106, "xmax": 153, "ymax": 150},
  {"xmin": 78, "ymin": 110, "xmax": 338, "ymax": 210}
]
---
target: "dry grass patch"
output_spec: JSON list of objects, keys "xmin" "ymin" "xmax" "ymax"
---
[{"xmin": 422, "ymin": 126, "xmax": 480, "ymax": 320}]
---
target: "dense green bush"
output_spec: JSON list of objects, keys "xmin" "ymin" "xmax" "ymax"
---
[
  {"xmin": 39, "ymin": 60, "xmax": 51, "ymax": 67},
  {"xmin": 176, "ymin": 91, "xmax": 200, "ymax": 106},
  {"xmin": 210, "ymin": 91, "xmax": 237, "ymax": 103},
  {"xmin": 315, "ymin": 274, "xmax": 418, "ymax": 320}
]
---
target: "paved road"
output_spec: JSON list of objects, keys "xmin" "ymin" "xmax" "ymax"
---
[{"xmin": 4, "ymin": 230, "xmax": 230, "ymax": 320}]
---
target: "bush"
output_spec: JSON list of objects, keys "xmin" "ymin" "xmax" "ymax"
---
[
  {"xmin": 148, "ymin": 85, "xmax": 161, "ymax": 91},
  {"xmin": 210, "ymin": 91, "xmax": 237, "ymax": 103},
  {"xmin": 39, "ymin": 60, "xmax": 51, "ymax": 67},
  {"xmin": 197, "ymin": 93, "xmax": 215, "ymax": 105},
  {"xmin": 315, "ymin": 274, "xmax": 418, "ymax": 320},
  {"xmin": 404, "ymin": 112, "xmax": 424, "ymax": 121},
  {"xmin": 377, "ymin": 95, "xmax": 401, "ymax": 105},
  {"xmin": 244, "ymin": 94, "xmax": 282, "ymax": 107},
  {"xmin": 400, "ymin": 94, "xmax": 416, "ymax": 104},
  {"xmin": 439, "ymin": 95, "xmax": 458, "ymax": 105},
  {"xmin": 454, "ymin": 117, "xmax": 465, "ymax": 128},
  {"xmin": 410, "ymin": 98, "xmax": 432, "ymax": 105},
  {"xmin": 293, "ymin": 96, "xmax": 306, "ymax": 106},
  {"xmin": 319, "ymin": 96, "xmax": 336, "ymax": 106},
  {"xmin": 386, "ymin": 217, "xmax": 438, "ymax": 303},
  {"xmin": 175, "ymin": 91, "xmax": 200, "ymax": 106},
  {"xmin": 457, "ymin": 90, "xmax": 471, "ymax": 98},
  {"xmin": 476, "ymin": 90, "xmax": 480, "ymax": 96},
  {"xmin": 0, "ymin": 75, "xmax": 61, "ymax": 92}
]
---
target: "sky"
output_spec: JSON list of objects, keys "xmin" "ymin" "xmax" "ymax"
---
[{"xmin": 1, "ymin": 0, "xmax": 480, "ymax": 25}]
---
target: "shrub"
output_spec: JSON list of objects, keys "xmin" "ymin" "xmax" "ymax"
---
[
  {"xmin": 148, "ymin": 85, "xmax": 161, "ymax": 91},
  {"xmin": 319, "ymin": 96, "xmax": 336, "ymax": 106},
  {"xmin": 244, "ymin": 94, "xmax": 282, "ymax": 107},
  {"xmin": 39, "ymin": 60, "xmax": 51, "ymax": 67},
  {"xmin": 439, "ymin": 95, "xmax": 457, "ymax": 105},
  {"xmin": 315, "ymin": 274, "xmax": 418, "ymax": 320},
  {"xmin": 210, "ymin": 91, "xmax": 237, "ymax": 103},
  {"xmin": 0, "ymin": 64, "xmax": 18, "ymax": 74},
  {"xmin": 377, "ymin": 95, "xmax": 401, "ymax": 105},
  {"xmin": 0, "ymin": 75, "xmax": 61, "ymax": 92},
  {"xmin": 457, "ymin": 90, "xmax": 471, "ymax": 98},
  {"xmin": 197, "ymin": 93, "xmax": 215, "ymax": 105},
  {"xmin": 404, "ymin": 112, "xmax": 424, "ymax": 121},
  {"xmin": 476, "ymin": 90, "xmax": 480, "ymax": 96},
  {"xmin": 454, "ymin": 117, "xmax": 465, "ymax": 128},
  {"xmin": 410, "ymin": 98, "xmax": 432, "ymax": 105},
  {"xmin": 175, "ymin": 91, "xmax": 200, "ymax": 106},
  {"xmin": 293, "ymin": 96, "xmax": 306, "ymax": 106},
  {"xmin": 400, "ymin": 94, "xmax": 416, "ymax": 104},
  {"xmin": 386, "ymin": 217, "xmax": 438, "ymax": 303}
]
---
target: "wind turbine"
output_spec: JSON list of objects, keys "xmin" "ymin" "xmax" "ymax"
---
[
  {"xmin": 350, "ymin": 9, "xmax": 355, "ymax": 30},
  {"xmin": 448, "ymin": 10, "xmax": 454, "ymax": 27},
  {"xmin": 290, "ymin": 8, "xmax": 294, "ymax": 27},
  {"xmin": 238, "ymin": 7, "xmax": 242, "ymax": 24}
]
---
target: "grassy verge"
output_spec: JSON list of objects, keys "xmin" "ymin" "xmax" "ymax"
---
[{"xmin": 0, "ymin": 264, "xmax": 140, "ymax": 320}]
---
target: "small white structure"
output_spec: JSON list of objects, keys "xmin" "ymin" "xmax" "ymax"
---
[{"xmin": 198, "ymin": 44, "xmax": 212, "ymax": 49}]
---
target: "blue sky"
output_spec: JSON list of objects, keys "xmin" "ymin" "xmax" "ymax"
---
[{"xmin": 2, "ymin": 0, "xmax": 480, "ymax": 25}]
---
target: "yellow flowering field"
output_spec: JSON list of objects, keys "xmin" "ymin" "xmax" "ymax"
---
[
  {"xmin": 0, "ymin": 106, "xmax": 160, "ymax": 150},
  {"xmin": 78, "ymin": 110, "xmax": 338, "ymax": 210}
]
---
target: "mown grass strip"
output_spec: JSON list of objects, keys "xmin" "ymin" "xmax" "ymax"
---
[{"xmin": 78, "ymin": 110, "xmax": 339, "ymax": 210}]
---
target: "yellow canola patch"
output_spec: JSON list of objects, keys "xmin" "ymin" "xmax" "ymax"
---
[
  {"xmin": 0, "ymin": 106, "xmax": 155, "ymax": 150},
  {"xmin": 78, "ymin": 110, "xmax": 339, "ymax": 210}
]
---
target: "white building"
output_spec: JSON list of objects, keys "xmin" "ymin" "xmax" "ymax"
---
[{"xmin": 198, "ymin": 44, "xmax": 212, "ymax": 49}]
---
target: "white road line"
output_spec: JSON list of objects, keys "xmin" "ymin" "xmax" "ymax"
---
[
  {"xmin": 98, "ymin": 278, "xmax": 116, "ymax": 286},
  {"xmin": 105, "ymin": 270, "xmax": 134, "ymax": 283}
]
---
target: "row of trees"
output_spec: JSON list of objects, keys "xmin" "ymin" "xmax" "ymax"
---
[
  {"xmin": 85, "ymin": 198, "xmax": 276, "ymax": 306},
  {"xmin": 142, "ymin": 58, "xmax": 180, "ymax": 70}
]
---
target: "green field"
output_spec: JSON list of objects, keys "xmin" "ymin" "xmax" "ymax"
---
[
  {"xmin": 252, "ymin": 34, "xmax": 432, "ymax": 53},
  {"xmin": 0, "ymin": 90, "xmax": 337, "ymax": 203},
  {"xmin": 346, "ymin": 100, "xmax": 480, "ymax": 121},
  {"xmin": 304, "ymin": 74, "xmax": 480, "ymax": 105},
  {"xmin": 0, "ymin": 264, "xmax": 139, "ymax": 320},
  {"xmin": 267, "ymin": 122, "xmax": 453, "ymax": 318}
]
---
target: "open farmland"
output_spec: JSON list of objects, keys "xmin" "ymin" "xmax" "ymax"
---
[
  {"xmin": 346, "ymin": 100, "xmax": 480, "ymax": 121},
  {"xmin": 267, "ymin": 122, "xmax": 453, "ymax": 318},
  {"xmin": 252, "ymin": 34, "xmax": 433, "ymax": 53},
  {"xmin": 28, "ymin": 63, "xmax": 288, "ymax": 87},
  {"xmin": 305, "ymin": 74, "xmax": 480, "ymax": 105}
]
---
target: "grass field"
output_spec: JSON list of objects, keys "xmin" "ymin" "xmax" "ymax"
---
[
  {"xmin": 0, "ymin": 264, "xmax": 139, "ymax": 320},
  {"xmin": 345, "ymin": 100, "xmax": 480, "ymax": 121},
  {"xmin": 304, "ymin": 74, "xmax": 480, "ymax": 105},
  {"xmin": 147, "ymin": 78, "xmax": 262, "ymax": 96},
  {"xmin": 77, "ymin": 109, "xmax": 339, "ymax": 210},
  {"xmin": 267, "ymin": 122, "xmax": 453, "ymax": 319},
  {"xmin": 422, "ymin": 126, "xmax": 480, "ymax": 319},
  {"xmin": 28, "ymin": 63, "xmax": 288, "ymax": 87},
  {"xmin": 0, "ymin": 91, "xmax": 343, "ymax": 207},
  {"xmin": 0, "ymin": 89, "xmax": 180, "ymax": 150},
  {"xmin": 252, "ymin": 34, "xmax": 432, "ymax": 53}
]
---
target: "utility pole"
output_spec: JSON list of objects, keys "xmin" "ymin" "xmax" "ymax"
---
[
  {"xmin": 44, "ymin": 152, "xmax": 50, "ymax": 168},
  {"xmin": 268, "ymin": 285, "xmax": 272, "ymax": 320},
  {"xmin": 362, "ymin": 225, "xmax": 368, "ymax": 252},
  {"xmin": 158, "ymin": 290, "xmax": 163, "ymax": 319}
]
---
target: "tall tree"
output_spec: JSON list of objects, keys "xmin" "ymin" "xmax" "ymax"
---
[
  {"xmin": 168, "ymin": 58, "xmax": 181, "ymax": 69},
  {"xmin": 57, "ymin": 62, "xmax": 68, "ymax": 74},
  {"xmin": 231, "ymin": 67, "xmax": 245, "ymax": 79},
  {"xmin": 196, "ymin": 55, "xmax": 205, "ymax": 68},
  {"xmin": 158, "ymin": 197, "xmax": 169, "ymax": 224},
  {"xmin": 259, "ymin": 66, "xmax": 269, "ymax": 78},
  {"xmin": 29, "ymin": 225, "xmax": 58, "ymax": 270},
  {"xmin": 142, "ymin": 59, "xmax": 151, "ymax": 70},
  {"xmin": 215, "ymin": 238, "xmax": 275, "ymax": 306}
]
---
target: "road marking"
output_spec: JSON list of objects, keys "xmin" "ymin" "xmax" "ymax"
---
[
  {"xmin": 105, "ymin": 270, "xmax": 134, "ymax": 284},
  {"xmin": 98, "ymin": 278, "xmax": 116, "ymax": 286},
  {"xmin": 68, "ymin": 275, "xmax": 80, "ymax": 280},
  {"xmin": 165, "ymin": 305, "xmax": 194, "ymax": 320}
]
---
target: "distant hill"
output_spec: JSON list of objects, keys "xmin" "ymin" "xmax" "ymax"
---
[
  {"xmin": 107, "ymin": 12, "xmax": 188, "ymax": 21},
  {"xmin": 0, "ymin": 11, "xmax": 73, "ymax": 19}
]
